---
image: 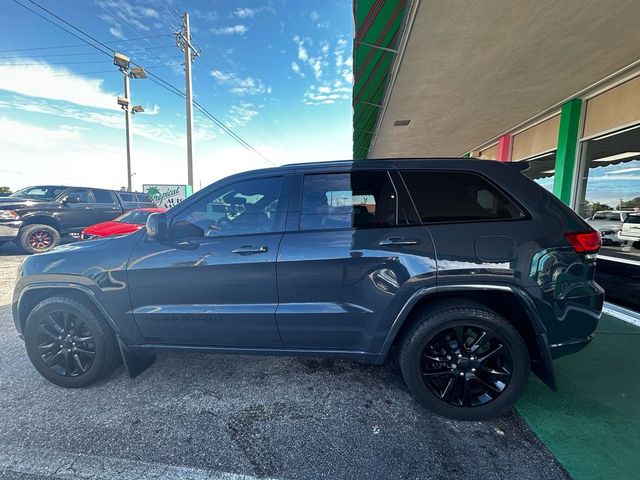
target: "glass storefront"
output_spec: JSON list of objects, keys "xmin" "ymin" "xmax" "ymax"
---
[{"xmin": 575, "ymin": 125, "xmax": 640, "ymax": 261}]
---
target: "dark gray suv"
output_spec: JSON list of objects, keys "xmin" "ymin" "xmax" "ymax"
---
[{"xmin": 12, "ymin": 159, "xmax": 604, "ymax": 420}]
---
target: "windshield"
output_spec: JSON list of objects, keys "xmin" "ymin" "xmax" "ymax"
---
[
  {"xmin": 9, "ymin": 186, "xmax": 66, "ymax": 200},
  {"xmin": 115, "ymin": 210, "xmax": 155, "ymax": 224}
]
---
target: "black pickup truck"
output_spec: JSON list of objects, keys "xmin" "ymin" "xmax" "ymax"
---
[{"xmin": 0, "ymin": 185, "xmax": 155, "ymax": 253}]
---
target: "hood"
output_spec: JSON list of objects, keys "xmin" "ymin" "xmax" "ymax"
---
[
  {"xmin": 0, "ymin": 197, "xmax": 39, "ymax": 208},
  {"xmin": 83, "ymin": 221, "xmax": 142, "ymax": 237}
]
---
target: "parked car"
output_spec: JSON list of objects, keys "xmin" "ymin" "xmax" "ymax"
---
[
  {"xmin": 586, "ymin": 210, "xmax": 631, "ymax": 245},
  {"xmin": 0, "ymin": 186, "xmax": 156, "ymax": 253},
  {"xmin": 12, "ymin": 160, "xmax": 603, "ymax": 420},
  {"xmin": 81, "ymin": 208, "xmax": 166, "ymax": 240},
  {"xmin": 617, "ymin": 213, "xmax": 640, "ymax": 247}
]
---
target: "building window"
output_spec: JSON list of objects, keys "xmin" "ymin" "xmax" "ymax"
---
[{"xmin": 576, "ymin": 125, "xmax": 640, "ymax": 260}]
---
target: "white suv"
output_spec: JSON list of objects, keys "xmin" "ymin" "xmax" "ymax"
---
[{"xmin": 618, "ymin": 213, "xmax": 640, "ymax": 245}]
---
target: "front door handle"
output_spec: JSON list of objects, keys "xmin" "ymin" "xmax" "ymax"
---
[
  {"xmin": 85, "ymin": 206, "xmax": 94, "ymax": 210},
  {"xmin": 379, "ymin": 237, "xmax": 420, "ymax": 246},
  {"xmin": 232, "ymin": 245, "xmax": 269, "ymax": 255}
]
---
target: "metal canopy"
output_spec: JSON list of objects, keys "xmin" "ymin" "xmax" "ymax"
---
[{"xmin": 352, "ymin": 0, "xmax": 640, "ymax": 160}]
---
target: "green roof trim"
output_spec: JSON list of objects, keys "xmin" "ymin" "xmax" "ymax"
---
[{"xmin": 352, "ymin": 0, "xmax": 409, "ymax": 159}]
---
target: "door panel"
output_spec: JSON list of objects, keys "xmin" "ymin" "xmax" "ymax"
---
[
  {"xmin": 276, "ymin": 170, "xmax": 436, "ymax": 352},
  {"xmin": 91, "ymin": 189, "xmax": 121, "ymax": 223},
  {"xmin": 127, "ymin": 175, "xmax": 289, "ymax": 347},
  {"xmin": 127, "ymin": 233, "xmax": 283, "ymax": 346},
  {"xmin": 60, "ymin": 189, "xmax": 99, "ymax": 230},
  {"xmin": 276, "ymin": 226, "xmax": 436, "ymax": 351}
]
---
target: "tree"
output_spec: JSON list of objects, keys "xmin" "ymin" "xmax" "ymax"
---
[
  {"xmin": 621, "ymin": 196, "xmax": 640, "ymax": 209},
  {"xmin": 0, "ymin": 186, "xmax": 11, "ymax": 196}
]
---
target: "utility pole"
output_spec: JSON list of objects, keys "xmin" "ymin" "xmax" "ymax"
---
[
  {"xmin": 114, "ymin": 52, "xmax": 146, "ymax": 191},
  {"xmin": 176, "ymin": 13, "xmax": 199, "ymax": 190}
]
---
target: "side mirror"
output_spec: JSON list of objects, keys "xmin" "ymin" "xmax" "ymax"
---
[
  {"xmin": 146, "ymin": 212, "xmax": 168, "ymax": 240},
  {"xmin": 63, "ymin": 195, "xmax": 81, "ymax": 204}
]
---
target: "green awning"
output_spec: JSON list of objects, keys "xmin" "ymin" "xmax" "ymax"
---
[{"xmin": 353, "ymin": 0, "xmax": 409, "ymax": 159}]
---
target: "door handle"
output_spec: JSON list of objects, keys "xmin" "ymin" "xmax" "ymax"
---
[
  {"xmin": 379, "ymin": 237, "xmax": 420, "ymax": 246},
  {"xmin": 232, "ymin": 245, "xmax": 269, "ymax": 255},
  {"xmin": 85, "ymin": 206, "xmax": 93, "ymax": 210}
]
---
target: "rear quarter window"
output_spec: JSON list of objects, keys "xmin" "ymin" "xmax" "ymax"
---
[
  {"xmin": 118, "ymin": 193, "xmax": 136, "ymax": 203},
  {"xmin": 401, "ymin": 170, "xmax": 525, "ymax": 223}
]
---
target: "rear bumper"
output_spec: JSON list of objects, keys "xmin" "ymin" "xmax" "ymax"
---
[
  {"xmin": 618, "ymin": 232, "xmax": 640, "ymax": 242},
  {"xmin": 549, "ymin": 334, "xmax": 595, "ymax": 359},
  {"xmin": 0, "ymin": 220, "xmax": 21, "ymax": 240}
]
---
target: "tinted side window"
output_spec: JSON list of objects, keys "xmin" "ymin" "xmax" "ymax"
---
[
  {"xmin": 65, "ymin": 189, "xmax": 92, "ymax": 203},
  {"xmin": 136, "ymin": 194, "xmax": 153, "ymax": 204},
  {"xmin": 118, "ymin": 193, "xmax": 136, "ymax": 203},
  {"xmin": 401, "ymin": 171, "xmax": 524, "ymax": 222},
  {"xmin": 300, "ymin": 171, "xmax": 396, "ymax": 230},
  {"xmin": 171, "ymin": 176, "xmax": 285, "ymax": 238},
  {"xmin": 92, "ymin": 190, "xmax": 115, "ymax": 204}
]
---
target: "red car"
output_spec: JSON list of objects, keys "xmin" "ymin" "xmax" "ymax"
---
[{"xmin": 81, "ymin": 208, "xmax": 166, "ymax": 240}]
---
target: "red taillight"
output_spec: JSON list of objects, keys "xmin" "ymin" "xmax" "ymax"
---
[{"xmin": 564, "ymin": 231, "xmax": 602, "ymax": 254}]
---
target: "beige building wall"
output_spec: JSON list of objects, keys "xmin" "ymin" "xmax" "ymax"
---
[
  {"xmin": 584, "ymin": 75, "xmax": 640, "ymax": 138},
  {"xmin": 511, "ymin": 115, "xmax": 560, "ymax": 161}
]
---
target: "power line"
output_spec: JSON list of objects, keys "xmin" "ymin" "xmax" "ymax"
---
[
  {"xmin": 0, "ymin": 34, "xmax": 173, "ymax": 54},
  {"xmin": 0, "ymin": 46, "xmax": 176, "ymax": 59},
  {"xmin": 11, "ymin": 0, "xmax": 274, "ymax": 166}
]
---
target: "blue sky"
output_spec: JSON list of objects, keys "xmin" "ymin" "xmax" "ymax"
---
[{"xmin": 0, "ymin": 0, "xmax": 354, "ymax": 191}]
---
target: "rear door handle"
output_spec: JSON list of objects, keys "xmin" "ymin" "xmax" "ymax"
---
[
  {"xmin": 85, "ymin": 206, "xmax": 94, "ymax": 210},
  {"xmin": 379, "ymin": 237, "xmax": 420, "ymax": 246},
  {"xmin": 232, "ymin": 245, "xmax": 269, "ymax": 255}
]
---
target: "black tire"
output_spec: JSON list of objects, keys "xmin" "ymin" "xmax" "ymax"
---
[
  {"xmin": 399, "ymin": 300, "xmax": 530, "ymax": 420},
  {"xmin": 24, "ymin": 296, "xmax": 119, "ymax": 388},
  {"xmin": 18, "ymin": 224, "xmax": 60, "ymax": 254}
]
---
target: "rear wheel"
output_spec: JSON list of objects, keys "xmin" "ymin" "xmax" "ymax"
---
[
  {"xmin": 399, "ymin": 301, "xmax": 529, "ymax": 420},
  {"xmin": 24, "ymin": 297, "xmax": 119, "ymax": 387},
  {"xmin": 18, "ymin": 224, "xmax": 60, "ymax": 254}
]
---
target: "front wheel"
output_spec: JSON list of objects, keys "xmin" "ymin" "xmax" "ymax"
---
[
  {"xmin": 24, "ymin": 297, "xmax": 119, "ymax": 387},
  {"xmin": 18, "ymin": 224, "xmax": 60, "ymax": 254},
  {"xmin": 399, "ymin": 301, "xmax": 530, "ymax": 420}
]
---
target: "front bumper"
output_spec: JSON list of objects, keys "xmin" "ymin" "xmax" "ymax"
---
[{"xmin": 0, "ymin": 220, "xmax": 21, "ymax": 240}]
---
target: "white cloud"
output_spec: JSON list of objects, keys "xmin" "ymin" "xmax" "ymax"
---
[
  {"xmin": 109, "ymin": 26, "xmax": 125, "ymax": 39},
  {"xmin": 310, "ymin": 10, "xmax": 320, "ymax": 21},
  {"xmin": 0, "ymin": 62, "xmax": 118, "ymax": 110},
  {"xmin": 233, "ymin": 7, "xmax": 258, "ymax": 18},
  {"xmin": 225, "ymin": 103, "xmax": 258, "ymax": 127},
  {"xmin": 212, "ymin": 25, "xmax": 248, "ymax": 35},
  {"xmin": 303, "ymin": 82, "xmax": 350, "ymax": 106},
  {"xmin": 210, "ymin": 70, "xmax": 270, "ymax": 96},
  {"xmin": 192, "ymin": 9, "xmax": 218, "ymax": 21},
  {"xmin": 291, "ymin": 61, "xmax": 304, "ymax": 77}
]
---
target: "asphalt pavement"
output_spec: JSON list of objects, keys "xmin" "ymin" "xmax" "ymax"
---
[{"xmin": 0, "ymin": 242, "xmax": 569, "ymax": 480}]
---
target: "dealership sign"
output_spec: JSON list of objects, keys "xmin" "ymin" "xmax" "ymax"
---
[{"xmin": 143, "ymin": 184, "xmax": 193, "ymax": 209}]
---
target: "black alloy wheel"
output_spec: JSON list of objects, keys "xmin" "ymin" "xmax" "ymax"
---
[
  {"xmin": 25, "ymin": 297, "xmax": 119, "ymax": 387},
  {"xmin": 36, "ymin": 310, "xmax": 96, "ymax": 377},
  {"xmin": 420, "ymin": 324, "xmax": 513, "ymax": 407},
  {"xmin": 399, "ymin": 300, "xmax": 529, "ymax": 420}
]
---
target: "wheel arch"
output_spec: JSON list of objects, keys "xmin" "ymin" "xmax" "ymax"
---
[
  {"xmin": 17, "ymin": 284, "xmax": 120, "ymax": 337},
  {"xmin": 19, "ymin": 214, "xmax": 62, "ymax": 232},
  {"xmin": 381, "ymin": 285, "xmax": 556, "ymax": 390}
]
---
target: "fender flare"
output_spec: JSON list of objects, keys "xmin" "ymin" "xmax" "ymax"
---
[
  {"xmin": 19, "ymin": 212, "xmax": 63, "ymax": 232},
  {"xmin": 379, "ymin": 284, "xmax": 557, "ymax": 390},
  {"xmin": 17, "ymin": 283, "xmax": 123, "ymax": 337}
]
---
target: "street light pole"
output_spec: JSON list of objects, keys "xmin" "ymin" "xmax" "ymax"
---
[
  {"xmin": 114, "ymin": 53, "xmax": 146, "ymax": 191},
  {"xmin": 123, "ymin": 72, "xmax": 133, "ymax": 191}
]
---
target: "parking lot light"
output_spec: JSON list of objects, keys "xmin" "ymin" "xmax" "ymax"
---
[
  {"xmin": 130, "ymin": 67, "xmax": 147, "ymax": 79},
  {"xmin": 113, "ymin": 52, "xmax": 130, "ymax": 69},
  {"xmin": 132, "ymin": 105, "xmax": 144, "ymax": 114}
]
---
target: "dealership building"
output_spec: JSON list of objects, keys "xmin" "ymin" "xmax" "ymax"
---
[{"xmin": 353, "ymin": 0, "xmax": 640, "ymax": 315}]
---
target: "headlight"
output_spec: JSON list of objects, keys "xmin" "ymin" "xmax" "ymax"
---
[{"xmin": 0, "ymin": 210, "xmax": 19, "ymax": 220}]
